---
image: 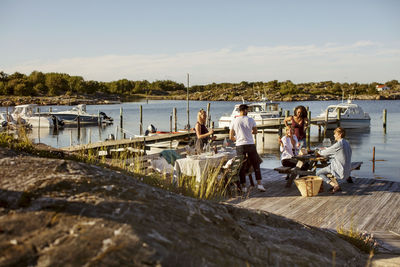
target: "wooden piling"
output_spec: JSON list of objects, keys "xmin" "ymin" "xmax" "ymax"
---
[
  {"xmin": 49, "ymin": 107, "xmax": 52, "ymax": 112},
  {"xmin": 139, "ymin": 105, "xmax": 143, "ymax": 136},
  {"xmin": 279, "ymin": 108, "xmax": 283, "ymax": 117},
  {"xmin": 77, "ymin": 115, "xmax": 80, "ymax": 140},
  {"xmin": 206, "ymin": 103, "xmax": 211, "ymax": 128},
  {"xmin": 98, "ymin": 110, "xmax": 101, "ymax": 125},
  {"xmin": 372, "ymin": 146, "xmax": 376, "ymax": 173},
  {"xmin": 336, "ymin": 108, "xmax": 341, "ymax": 127},
  {"xmin": 324, "ymin": 109, "xmax": 329, "ymax": 137},
  {"xmin": 262, "ymin": 129, "xmax": 265, "ymax": 147},
  {"xmin": 285, "ymin": 110, "xmax": 289, "ymax": 118},
  {"xmin": 88, "ymin": 128, "xmax": 92, "ymax": 144},
  {"xmin": 306, "ymin": 110, "xmax": 311, "ymax": 150},
  {"xmin": 120, "ymin": 107, "xmax": 123, "ymax": 129},
  {"xmin": 173, "ymin": 108, "xmax": 177, "ymax": 132},
  {"xmin": 37, "ymin": 107, "xmax": 40, "ymax": 142},
  {"xmin": 170, "ymin": 115, "xmax": 172, "ymax": 133},
  {"xmin": 383, "ymin": 109, "xmax": 387, "ymax": 130},
  {"xmin": 70, "ymin": 130, "xmax": 72, "ymax": 146}
]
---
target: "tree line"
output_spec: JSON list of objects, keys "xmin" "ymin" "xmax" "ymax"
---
[{"xmin": 0, "ymin": 70, "xmax": 398, "ymax": 98}]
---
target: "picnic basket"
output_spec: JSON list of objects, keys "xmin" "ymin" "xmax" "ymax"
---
[{"xmin": 294, "ymin": 176, "xmax": 323, "ymax": 197}]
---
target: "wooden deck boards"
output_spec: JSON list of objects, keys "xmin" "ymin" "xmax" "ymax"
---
[{"xmin": 226, "ymin": 168, "xmax": 400, "ymax": 254}]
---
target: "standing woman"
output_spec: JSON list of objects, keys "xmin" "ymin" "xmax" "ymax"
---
[
  {"xmin": 284, "ymin": 105, "xmax": 309, "ymax": 148},
  {"xmin": 195, "ymin": 109, "xmax": 215, "ymax": 153}
]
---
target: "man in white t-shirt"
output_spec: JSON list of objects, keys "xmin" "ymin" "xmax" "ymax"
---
[{"xmin": 229, "ymin": 104, "xmax": 266, "ymax": 192}]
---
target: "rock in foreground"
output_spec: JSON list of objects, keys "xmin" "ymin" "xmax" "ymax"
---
[{"xmin": 0, "ymin": 147, "xmax": 365, "ymax": 266}]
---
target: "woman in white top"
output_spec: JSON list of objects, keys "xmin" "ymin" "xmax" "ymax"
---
[{"xmin": 279, "ymin": 126, "xmax": 299, "ymax": 168}]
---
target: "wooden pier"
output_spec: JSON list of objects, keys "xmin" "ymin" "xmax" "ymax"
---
[
  {"xmin": 62, "ymin": 117, "xmax": 338, "ymax": 152},
  {"xmin": 227, "ymin": 168, "xmax": 400, "ymax": 254}
]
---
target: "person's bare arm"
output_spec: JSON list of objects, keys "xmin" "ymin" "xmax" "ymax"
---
[
  {"xmin": 284, "ymin": 116, "xmax": 292, "ymax": 127},
  {"xmin": 229, "ymin": 129, "xmax": 236, "ymax": 142},
  {"xmin": 195, "ymin": 123, "xmax": 213, "ymax": 139},
  {"xmin": 252, "ymin": 126, "xmax": 258, "ymax": 135}
]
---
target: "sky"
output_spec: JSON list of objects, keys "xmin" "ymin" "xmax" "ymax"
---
[{"xmin": 1, "ymin": 0, "xmax": 399, "ymax": 85}]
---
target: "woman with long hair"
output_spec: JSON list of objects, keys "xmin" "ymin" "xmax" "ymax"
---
[
  {"xmin": 284, "ymin": 105, "xmax": 309, "ymax": 148},
  {"xmin": 195, "ymin": 109, "xmax": 215, "ymax": 153}
]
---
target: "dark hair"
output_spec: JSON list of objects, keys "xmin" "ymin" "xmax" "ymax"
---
[
  {"xmin": 294, "ymin": 105, "xmax": 307, "ymax": 118},
  {"xmin": 239, "ymin": 104, "xmax": 249, "ymax": 112}
]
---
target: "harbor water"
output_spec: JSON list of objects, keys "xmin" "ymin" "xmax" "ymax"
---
[{"xmin": 1, "ymin": 100, "xmax": 399, "ymax": 182}]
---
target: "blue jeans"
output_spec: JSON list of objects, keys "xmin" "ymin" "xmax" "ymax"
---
[{"xmin": 316, "ymin": 166, "xmax": 332, "ymax": 184}]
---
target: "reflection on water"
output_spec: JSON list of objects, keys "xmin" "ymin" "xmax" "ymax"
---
[{"xmin": 2, "ymin": 100, "xmax": 400, "ymax": 182}]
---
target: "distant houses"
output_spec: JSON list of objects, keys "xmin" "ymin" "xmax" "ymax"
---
[{"xmin": 376, "ymin": 84, "xmax": 391, "ymax": 91}]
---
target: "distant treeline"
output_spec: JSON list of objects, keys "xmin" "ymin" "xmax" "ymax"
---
[{"xmin": 0, "ymin": 70, "xmax": 398, "ymax": 97}]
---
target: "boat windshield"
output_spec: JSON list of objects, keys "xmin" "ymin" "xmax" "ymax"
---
[{"xmin": 265, "ymin": 104, "xmax": 279, "ymax": 111}]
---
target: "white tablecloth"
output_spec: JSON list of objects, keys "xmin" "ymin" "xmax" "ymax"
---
[{"xmin": 174, "ymin": 151, "xmax": 236, "ymax": 182}]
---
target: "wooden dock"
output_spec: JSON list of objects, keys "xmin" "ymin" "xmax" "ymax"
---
[
  {"xmin": 62, "ymin": 117, "xmax": 338, "ymax": 152},
  {"xmin": 226, "ymin": 168, "xmax": 400, "ymax": 254}
]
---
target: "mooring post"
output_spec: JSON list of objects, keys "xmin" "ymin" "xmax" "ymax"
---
[
  {"xmin": 279, "ymin": 107, "xmax": 283, "ymax": 117},
  {"xmin": 372, "ymin": 146, "xmax": 376, "ymax": 173},
  {"xmin": 139, "ymin": 105, "xmax": 143, "ymax": 136},
  {"xmin": 285, "ymin": 110, "xmax": 289, "ymax": 118},
  {"xmin": 88, "ymin": 128, "xmax": 92, "ymax": 144},
  {"xmin": 307, "ymin": 110, "xmax": 311, "ymax": 150},
  {"xmin": 383, "ymin": 109, "xmax": 387, "ymax": 132},
  {"xmin": 206, "ymin": 103, "xmax": 211, "ymax": 128},
  {"xmin": 37, "ymin": 107, "xmax": 41, "ymax": 142},
  {"xmin": 70, "ymin": 130, "xmax": 72, "ymax": 147},
  {"xmin": 336, "ymin": 108, "xmax": 341, "ymax": 127},
  {"xmin": 173, "ymin": 107, "xmax": 177, "ymax": 132},
  {"xmin": 49, "ymin": 107, "xmax": 52, "ymax": 112},
  {"xmin": 262, "ymin": 129, "xmax": 265, "ymax": 147},
  {"xmin": 120, "ymin": 107, "xmax": 123, "ymax": 130},
  {"xmin": 77, "ymin": 114, "xmax": 81, "ymax": 140},
  {"xmin": 98, "ymin": 110, "xmax": 101, "ymax": 125},
  {"xmin": 324, "ymin": 109, "xmax": 329, "ymax": 137},
  {"xmin": 170, "ymin": 114, "xmax": 172, "ymax": 133}
]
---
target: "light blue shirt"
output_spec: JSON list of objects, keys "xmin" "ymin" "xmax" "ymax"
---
[{"xmin": 320, "ymin": 138, "xmax": 352, "ymax": 179}]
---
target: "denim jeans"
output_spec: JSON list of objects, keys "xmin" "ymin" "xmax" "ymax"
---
[{"xmin": 316, "ymin": 166, "xmax": 332, "ymax": 184}]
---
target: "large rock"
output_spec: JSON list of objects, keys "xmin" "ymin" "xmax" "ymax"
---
[{"xmin": 0, "ymin": 147, "xmax": 367, "ymax": 266}]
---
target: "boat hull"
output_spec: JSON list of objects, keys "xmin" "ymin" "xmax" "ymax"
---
[{"xmin": 320, "ymin": 117, "xmax": 371, "ymax": 129}]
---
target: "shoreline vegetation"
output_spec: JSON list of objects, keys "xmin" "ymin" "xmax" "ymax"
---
[{"xmin": 0, "ymin": 70, "xmax": 399, "ymax": 106}]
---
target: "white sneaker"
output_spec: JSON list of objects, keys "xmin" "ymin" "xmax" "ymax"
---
[
  {"xmin": 242, "ymin": 187, "xmax": 248, "ymax": 193},
  {"xmin": 257, "ymin": 184, "xmax": 266, "ymax": 192}
]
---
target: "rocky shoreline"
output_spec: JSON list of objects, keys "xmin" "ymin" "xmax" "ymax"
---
[
  {"xmin": 0, "ymin": 146, "xmax": 371, "ymax": 266},
  {"xmin": 1, "ymin": 91, "xmax": 400, "ymax": 107}
]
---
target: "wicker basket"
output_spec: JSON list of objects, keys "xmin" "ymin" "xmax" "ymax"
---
[{"xmin": 294, "ymin": 176, "xmax": 323, "ymax": 197}]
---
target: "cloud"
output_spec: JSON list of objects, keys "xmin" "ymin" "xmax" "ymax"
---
[{"xmin": 5, "ymin": 41, "xmax": 400, "ymax": 84}]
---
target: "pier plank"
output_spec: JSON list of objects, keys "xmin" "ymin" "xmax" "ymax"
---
[{"xmin": 227, "ymin": 168, "xmax": 400, "ymax": 253}]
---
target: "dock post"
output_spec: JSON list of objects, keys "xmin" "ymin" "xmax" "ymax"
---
[
  {"xmin": 383, "ymin": 109, "xmax": 387, "ymax": 132},
  {"xmin": 285, "ymin": 110, "xmax": 289, "ymax": 118},
  {"xmin": 206, "ymin": 103, "xmax": 211, "ymax": 128},
  {"xmin": 37, "ymin": 107, "xmax": 41, "ymax": 142},
  {"xmin": 278, "ymin": 119, "xmax": 283, "ymax": 137},
  {"xmin": 49, "ymin": 107, "xmax": 52, "ymax": 112},
  {"xmin": 115, "ymin": 126, "xmax": 118, "ymax": 140},
  {"xmin": 139, "ymin": 105, "xmax": 143, "ymax": 136},
  {"xmin": 262, "ymin": 129, "xmax": 265, "ymax": 148},
  {"xmin": 336, "ymin": 108, "xmax": 341, "ymax": 127},
  {"xmin": 306, "ymin": 110, "xmax": 311, "ymax": 150},
  {"xmin": 77, "ymin": 115, "xmax": 81, "ymax": 140},
  {"xmin": 279, "ymin": 107, "xmax": 283, "ymax": 117},
  {"xmin": 120, "ymin": 107, "xmax": 123, "ymax": 130},
  {"xmin": 372, "ymin": 146, "xmax": 375, "ymax": 173},
  {"xmin": 318, "ymin": 125, "xmax": 321, "ymax": 140},
  {"xmin": 324, "ymin": 109, "xmax": 328, "ymax": 137},
  {"xmin": 173, "ymin": 108, "xmax": 177, "ymax": 132},
  {"xmin": 88, "ymin": 128, "xmax": 92, "ymax": 144},
  {"xmin": 170, "ymin": 114, "xmax": 172, "ymax": 133},
  {"xmin": 70, "ymin": 130, "xmax": 72, "ymax": 147}
]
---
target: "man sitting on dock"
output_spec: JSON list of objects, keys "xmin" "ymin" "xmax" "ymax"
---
[
  {"xmin": 229, "ymin": 104, "xmax": 266, "ymax": 193},
  {"xmin": 316, "ymin": 127, "xmax": 352, "ymax": 193}
]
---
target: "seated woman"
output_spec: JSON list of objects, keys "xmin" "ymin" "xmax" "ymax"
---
[
  {"xmin": 279, "ymin": 126, "xmax": 299, "ymax": 168},
  {"xmin": 316, "ymin": 127, "xmax": 352, "ymax": 193},
  {"xmin": 195, "ymin": 109, "xmax": 216, "ymax": 154}
]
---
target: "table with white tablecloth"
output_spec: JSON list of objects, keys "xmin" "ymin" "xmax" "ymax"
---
[{"xmin": 174, "ymin": 151, "xmax": 236, "ymax": 182}]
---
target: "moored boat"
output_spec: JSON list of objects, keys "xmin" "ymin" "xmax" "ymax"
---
[
  {"xmin": 11, "ymin": 104, "xmax": 57, "ymax": 128},
  {"xmin": 218, "ymin": 100, "xmax": 282, "ymax": 128},
  {"xmin": 40, "ymin": 104, "xmax": 113, "ymax": 126},
  {"xmin": 316, "ymin": 100, "xmax": 370, "ymax": 129}
]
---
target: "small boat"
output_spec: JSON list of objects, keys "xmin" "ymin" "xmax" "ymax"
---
[
  {"xmin": 316, "ymin": 99, "xmax": 371, "ymax": 129},
  {"xmin": 41, "ymin": 104, "xmax": 113, "ymax": 126},
  {"xmin": 11, "ymin": 104, "xmax": 57, "ymax": 128},
  {"xmin": 218, "ymin": 99, "xmax": 282, "ymax": 128}
]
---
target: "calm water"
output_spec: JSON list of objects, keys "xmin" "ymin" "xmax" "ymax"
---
[{"xmin": 2, "ymin": 100, "xmax": 399, "ymax": 182}]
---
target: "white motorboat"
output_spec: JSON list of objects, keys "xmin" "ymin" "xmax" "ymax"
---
[
  {"xmin": 12, "ymin": 104, "xmax": 55, "ymax": 128},
  {"xmin": 218, "ymin": 100, "xmax": 282, "ymax": 128},
  {"xmin": 41, "ymin": 104, "xmax": 113, "ymax": 126},
  {"xmin": 316, "ymin": 99, "xmax": 370, "ymax": 129}
]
